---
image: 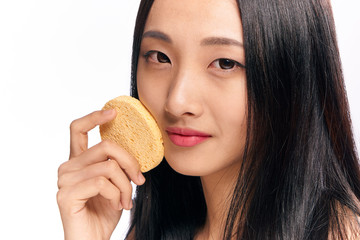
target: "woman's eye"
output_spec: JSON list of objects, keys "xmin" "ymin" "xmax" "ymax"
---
[
  {"xmin": 144, "ymin": 51, "xmax": 171, "ymax": 64},
  {"xmin": 210, "ymin": 58, "xmax": 244, "ymax": 70}
]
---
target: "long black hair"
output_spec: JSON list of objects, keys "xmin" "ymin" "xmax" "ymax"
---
[{"xmin": 127, "ymin": 0, "xmax": 360, "ymax": 239}]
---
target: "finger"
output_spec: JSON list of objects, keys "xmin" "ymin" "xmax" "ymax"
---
[
  {"xmin": 57, "ymin": 176, "xmax": 123, "ymax": 212},
  {"xmin": 58, "ymin": 160, "xmax": 134, "ymax": 209},
  {"xmin": 71, "ymin": 140, "xmax": 145, "ymax": 186},
  {"xmin": 69, "ymin": 109, "xmax": 116, "ymax": 158}
]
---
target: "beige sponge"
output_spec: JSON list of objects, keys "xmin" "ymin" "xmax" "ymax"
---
[{"xmin": 100, "ymin": 96, "xmax": 164, "ymax": 172}]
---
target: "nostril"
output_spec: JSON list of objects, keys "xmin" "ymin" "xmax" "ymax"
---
[{"xmin": 164, "ymin": 97, "xmax": 202, "ymax": 119}]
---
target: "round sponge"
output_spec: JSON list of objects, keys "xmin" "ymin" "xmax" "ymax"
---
[{"xmin": 99, "ymin": 96, "xmax": 164, "ymax": 172}]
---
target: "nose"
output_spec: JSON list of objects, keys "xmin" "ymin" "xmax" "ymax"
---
[{"xmin": 164, "ymin": 67, "xmax": 204, "ymax": 119}]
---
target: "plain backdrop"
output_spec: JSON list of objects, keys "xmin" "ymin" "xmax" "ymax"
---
[{"xmin": 0, "ymin": 1, "xmax": 359, "ymax": 239}]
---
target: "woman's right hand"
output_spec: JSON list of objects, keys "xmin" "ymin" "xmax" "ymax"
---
[{"xmin": 57, "ymin": 109, "xmax": 145, "ymax": 240}]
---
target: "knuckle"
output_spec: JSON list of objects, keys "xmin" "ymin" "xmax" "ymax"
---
[
  {"xmin": 125, "ymin": 182, "xmax": 133, "ymax": 193},
  {"xmin": 105, "ymin": 160, "xmax": 119, "ymax": 174},
  {"xmin": 57, "ymin": 172, "xmax": 70, "ymax": 189},
  {"xmin": 100, "ymin": 139, "xmax": 113, "ymax": 149},
  {"xmin": 94, "ymin": 176, "xmax": 107, "ymax": 188},
  {"xmin": 57, "ymin": 178, "xmax": 63, "ymax": 189},
  {"xmin": 99, "ymin": 140, "xmax": 116, "ymax": 156},
  {"xmin": 114, "ymin": 187, "xmax": 121, "ymax": 198},
  {"xmin": 56, "ymin": 189, "xmax": 66, "ymax": 206},
  {"xmin": 69, "ymin": 119, "xmax": 80, "ymax": 132},
  {"xmin": 57, "ymin": 161, "xmax": 68, "ymax": 176}
]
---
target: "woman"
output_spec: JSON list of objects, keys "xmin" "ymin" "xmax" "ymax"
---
[{"xmin": 57, "ymin": 0, "xmax": 360, "ymax": 239}]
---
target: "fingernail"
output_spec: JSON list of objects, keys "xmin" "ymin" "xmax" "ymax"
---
[
  {"xmin": 138, "ymin": 172, "xmax": 145, "ymax": 184},
  {"xmin": 118, "ymin": 202, "xmax": 123, "ymax": 211},
  {"xmin": 103, "ymin": 109, "xmax": 114, "ymax": 115}
]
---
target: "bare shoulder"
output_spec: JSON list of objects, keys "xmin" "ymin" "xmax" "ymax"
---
[
  {"xmin": 343, "ymin": 213, "xmax": 360, "ymax": 240},
  {"xmin": 328, "ymin": 200, "xmax": 360, "ymax": 240}
]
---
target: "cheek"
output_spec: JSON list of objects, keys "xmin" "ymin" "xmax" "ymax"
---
[
  {"xmin": 213, "ymin": 87, "xmax": 248, "ymax": 153},
  {"xmin": 137, "ymin": 63, "xmax": 167, "ymax": 125},
  {"xmin": 224, "ymin": 109, "xmax": 247, "ymax": 155}
]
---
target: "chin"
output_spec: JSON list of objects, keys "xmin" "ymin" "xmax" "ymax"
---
[{"xmin": 164, "ymin": 156, "xmax": 214, "ymax": 177}]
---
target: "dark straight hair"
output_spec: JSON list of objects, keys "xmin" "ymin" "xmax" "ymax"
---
[{"xmin": 127, "ymin": 0, "xmax": 360, "ymax": 239}]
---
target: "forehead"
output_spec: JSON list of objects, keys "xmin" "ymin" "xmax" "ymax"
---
[{"xmin": 144, "ymin": 0, "xmax": 243, "ymax": 41}]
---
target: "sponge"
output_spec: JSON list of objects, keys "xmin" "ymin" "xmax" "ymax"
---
[{"xmin": 100, "ymin": 96, "xmax": 164, "ymax": 172}]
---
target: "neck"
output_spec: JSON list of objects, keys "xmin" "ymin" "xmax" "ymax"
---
[{"xmin": 198, "ymin": 161, "xmax": 241, "ymax": 239}]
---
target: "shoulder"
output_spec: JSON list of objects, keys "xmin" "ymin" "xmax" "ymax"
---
[{"xmin": 328, "ymin": 200, "xmax": 360, "ymax": 240}]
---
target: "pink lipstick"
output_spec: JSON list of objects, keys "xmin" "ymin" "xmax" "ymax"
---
[{"xmin": 166, "ymin": 127, "xmax": 211, "ymax": 147}]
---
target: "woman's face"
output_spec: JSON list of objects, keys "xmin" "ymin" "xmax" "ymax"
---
[{"xmin": 137, "ymin": 0, "xmax": 247, "ymax": 176}]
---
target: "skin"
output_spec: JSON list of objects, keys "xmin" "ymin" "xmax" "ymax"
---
[
  {"xmin": 57, "ymin": 109, "xmax": 146, "ymax": 240},
  {"xmin": 137, "ymin": 0, "xmax": 247, "ymax": 238},
  {"xmin": 57, "ymin": 0, "xmax": 247, "ymax": 239},
  {"xmin": 56, "ymin": 1, "xmax": 360, "ymax": 239}
]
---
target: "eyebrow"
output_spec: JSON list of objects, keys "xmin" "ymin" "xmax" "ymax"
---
[
  {"xmin": 142, "ymin": 30, "xmax": 243, "ymax": 47},
  {"xmin": 201, "ymin": 37, "xmax": 243, "ymax": 47},
  {"xmin": 142, "ymin": 30, "xmax": 172, "ymax": 43}
]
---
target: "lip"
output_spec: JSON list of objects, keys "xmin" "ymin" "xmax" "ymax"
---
[{"xmin": 165, "ymin": 127, "xmax": 212, "ymax": 147}]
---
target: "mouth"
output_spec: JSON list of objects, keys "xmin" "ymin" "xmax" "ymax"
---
[{"xmin": 165, "ymin": 127, "xmax": 212, "ymax": 147}]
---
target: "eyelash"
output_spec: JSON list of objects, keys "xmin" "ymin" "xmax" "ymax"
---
[
  {"xmin": 210, "ymin": 58, "xmax": 245, "ymax": 70},
  {"xmin": 143, "ymin": 50, "xmax": 245, "ymax": 70},
  {"xmin": 144, "ymin": 51, "xmax": 171, "ymax": 64}
]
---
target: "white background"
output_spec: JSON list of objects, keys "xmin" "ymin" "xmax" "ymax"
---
[{"xmin": 0, "ymin": 1, "xmax": 359, "ymax": 239}]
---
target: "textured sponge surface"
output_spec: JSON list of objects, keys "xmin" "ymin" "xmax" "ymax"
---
[{"xmin": 100, "ymin": 96, "xmax": 164, "ymax": 172}]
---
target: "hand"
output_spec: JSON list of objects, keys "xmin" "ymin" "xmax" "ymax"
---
[{"xmin": 57, "ymin": 109, "xmax": 145, "ymax": 240}]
